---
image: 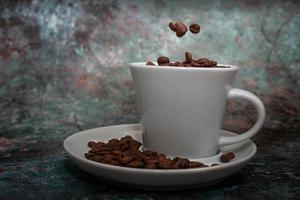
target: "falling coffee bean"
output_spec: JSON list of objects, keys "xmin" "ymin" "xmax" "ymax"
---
[
  {"xmin": 168, "ymin": 22, "xmax": 177, "ymax": 32},
  {"xmin": 189, "ymin": 23, "xmax": 201, "ymax": 34},
  {"xmin": 175, "ymin": 22, "xmax": 187, "ymax": 37}
]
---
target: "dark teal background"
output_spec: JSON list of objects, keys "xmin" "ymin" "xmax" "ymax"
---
[{"xmin": 0, "ymin": 0, "xmax": 299, "ymax": 199}]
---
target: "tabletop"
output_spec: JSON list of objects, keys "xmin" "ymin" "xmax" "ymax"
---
[{"xmin": 0, "ymin": 0, "xmax": 299, "ymax": 199}]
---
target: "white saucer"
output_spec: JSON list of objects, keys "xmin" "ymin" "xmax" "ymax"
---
[{"xmin": 63, "ymin": 124, "xmax": 256, "ymax": 189}]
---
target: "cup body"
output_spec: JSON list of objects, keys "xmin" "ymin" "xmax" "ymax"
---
[{"xmin": 129, "ymin": 63, "xmax": 238, "ymax": 158}]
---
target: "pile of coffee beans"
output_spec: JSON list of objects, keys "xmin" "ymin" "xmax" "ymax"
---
[
  {"xmin": 146, "ymin": 52, "xmax": 218, "ymax": 68},
  {"xmin": 84, "ymin": 135, "xmax": 235, "ymax": 169}
]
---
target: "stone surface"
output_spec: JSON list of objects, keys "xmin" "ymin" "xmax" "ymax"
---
[{"xmin": 0, "ymin": 0, "xmax": 299, "ymax": 199}]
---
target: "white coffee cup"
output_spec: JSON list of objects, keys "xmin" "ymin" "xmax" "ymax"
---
[{"xmin": 129, "ymin": 62, "xmax": 265, "ymax": 158}]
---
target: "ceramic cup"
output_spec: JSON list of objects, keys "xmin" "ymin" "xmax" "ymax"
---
[{"xmin": 129, "ymin": 63, "xmax": 265, "ymax": 158}]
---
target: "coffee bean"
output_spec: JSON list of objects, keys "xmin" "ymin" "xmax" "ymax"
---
[
  {"xmin": 175, "ymin": 22, "xmax": 187, "ymax": 37},
  {"xmin": 188, "ymin": 161, "xmax": 204, "ymax": 168},
  {"xmin": 210, "ymin": 61, "xmax": 217, "ymax": 67},
  {"xmin": 191, "ymin": 62, "xmax": 202, "ymax": 67},
  {"xmin": 178, "ymin": 158, "xmax": 190, "ymax": 169},
  {"xmin": 144, "ymin": 163, "xmax": 157, "ymax": 169},
  {"xmin": 196, "ymin": 58, "xmax": 209, "ymax": 64},
  {"xmin": 87, "ymin": 141, "xmax": 97, "ymax": 148},
  {"xmin": 220, "ymin": 152, "xmax": 235, "ymax": 163},
  {"xmin": 120, "ymin": 155, "xmax": 134, "ymax": 164},
  {"xmin": 158, "ymin": 159, "xmax": 173, "ymax": 169},
  {"xmin": 157, "ymin": 56, "xmax": 170, "ymax": 65},
  {"xmin": 109, "ymin": 160, "xmax": 120, "ymax": 166},
  {"xmin": 168, "ymin": 22, "xmax": 177, "ymax": 32},
  {"xmin": 108, "ymin": 138, "xmax": 119, "ymax": 145},
  {"xmin": 227, "ymin": 152, "xmax": 235, "ymax": 160},
  {"xmin": 126, "ymin": 160, "xmax": 144, "ymax": 168},
  {"xmin": 189, "ymin": 23, "xmax": 200, "ymax": 34},
  {"xmin": 211, "ymin": 163, "xmax": 219, "ymax": 167},
  {"xmin": 146, "ymin": 61, "xmax": 155, "ymax": 66},
  {"xmin": 112, "ymin": 150, "xmax": 123, "ymax": 155},
  {"xmin": 185, "ymin": 52, "xmax": 193, "ymax": 64},
  {"xmin": 158, "ymin": 154, "xmax": 166, "ymax": 162}
]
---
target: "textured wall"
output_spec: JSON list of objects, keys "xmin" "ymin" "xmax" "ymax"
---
[{"xmin": 0, "ymin": 0, "xmax": 299, "ymax": 198}]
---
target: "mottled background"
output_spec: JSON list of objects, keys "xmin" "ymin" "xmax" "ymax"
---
[{"xmin": 0, "ymin": 0, "xmax": 299, "ymax": 199}]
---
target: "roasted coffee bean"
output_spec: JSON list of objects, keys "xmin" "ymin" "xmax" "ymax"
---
[
  {"xmin": 144, "ymin": 163, "xmax": 158, "ymax": 169},
  {"xmin": 126, "ymin": 160, "xmax": 144, "ymax": 168},
  {"xmin": 168, "ymin": 22, "xmax": 177, "ymax": 32},
  {"xmin": 158, "ymin": 159, "xmax": 174, "ymax": 169},
  {"xmin": 210, "ymin": 61, "xmax": 217, "ymax": 66},
  {"xmin": 143, "ymin": 150, "xmax": 158, "ymax": 156},
  {"xmin": 211, "ymin": 163, "xmax": 219, "ymax": 167},
  {"xmin": 108, "ymin": 138, "xmax": 119, "ymax": 145},
  {"xmin": 189, "ymin": 23, "xmax": 200, "ymax": 34},
  {"xmin": 188, "ymin": 161, "xmax": 204, "ymax": 168},
  {"xmin": 120, "ymin": 143, "xmax": 129, "ymax": 151},
  {"xmin": 87, "ymin": 141, "xmax": 97, "ymax": 148},
  {"xmin": 120, "ymin": 135, "xmax": 133, "ymax": 142},
  {"xmin": 112, "ymin": 150, "xmax": 123, "ymax": 155},
  {"xmin": 157, "ymin": 56, "xmax": 170, "ymax": 65},
  {"xmin": 173, "ymin": 62, "xmax": 182, "ymax": 66},
  {"xmin": 158, "ymin": 154, "xmax": 167, "ymax": 162},
  {"xmin": 109, "ymin": 160, "xmax": 121, "ymax": 166},
  {"xmin": 185, "ymin": 52, "xmax": 193, "ymax": 64},
  {"xmin": 146, "ymin": 61, "xmax": 155, "ymax": 66},
  {"xmin": 191, "ymin": 62, "xmax": 202, "ymax": 67},
  {"xmin": 178, "ymin": 158, "xmax": 190, "ymax": 169},
  {"xmin": 175, "ymin": 22, "xmax": 187, "ymax": 37},
  {"xmin": 197, "ymin": 58, "xmax": 209, "ymax": 64},
  {"xmin": 220, "ymin": 152, "xmax": 235, "ymax": 163},
  {"xmin": 120, "ymin": 155, "xmax": 134, "ymax": 164}
]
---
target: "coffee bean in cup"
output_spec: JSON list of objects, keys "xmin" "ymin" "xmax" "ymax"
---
[{"xmin": 147, "ymin": 52, "xmax": 221, "ymax": 68}]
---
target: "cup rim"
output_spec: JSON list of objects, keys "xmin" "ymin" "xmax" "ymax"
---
[{"xmin": 129, "ymin": 62, "xmax": 238, "ymax": 71}]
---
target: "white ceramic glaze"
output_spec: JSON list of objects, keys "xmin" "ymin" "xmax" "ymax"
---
[
  {"xmin": 129, "ymin": 63, "xmax": 265, "ymax": 158},
  {"xmin": 63, "ymin": 124, "xmax": 257, "ymax": 189}
]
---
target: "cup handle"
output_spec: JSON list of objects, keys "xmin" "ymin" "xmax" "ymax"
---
[{"xmin": 218, "ymin": 88, "xmax": 266, "ymax": 146}]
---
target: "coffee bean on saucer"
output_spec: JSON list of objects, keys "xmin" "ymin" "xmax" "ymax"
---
[
  {"xmin": 169, "ymin": 22, "xmax": 177, "ymax": 32},
  {"xmin": 188, "ymin": 161, "xmax": 204, "ymax": 168},
  {"xmin": 211, "ymin": 163, "xmax": 219, "ymax": 167},
  {"xmin": 144, "ymin": 163, "xmax": 158, "ymax": 169},
  {"xmin": 157, "ymin": 56, "xmax": 170, "ymax": 65},
  {"xmin": 189, "ymin": 23, "xmax": 200, "ymax": 34},
  {"xmin": 126, "ymin": 160, "xmax": 144, "ymax": 168},
  {"xmin": 220, "ymin": 152, "xmax": 235, "ymax": 163},
  {"xmin": 158, "ymin": 159, "xmax": 174, "ymax": 169},
  {"xmin": 185, "ymin": 52, "xmax": 193, "ymax": 64},
  {"xmin": 87, "ymin": 141, "xmax": 97, "ymax": 148},
  {"xmin": 175, "ymin": 22, "xmax": 187, "ymax": 37},
  {"xmin": 146, "ymin": 61, "xmax": 155, "ymax": 65}
]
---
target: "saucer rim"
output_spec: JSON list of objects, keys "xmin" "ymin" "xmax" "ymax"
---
[{"xmin": 63, "ymin": 123, "xmax": 256, "ymax": 174}]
